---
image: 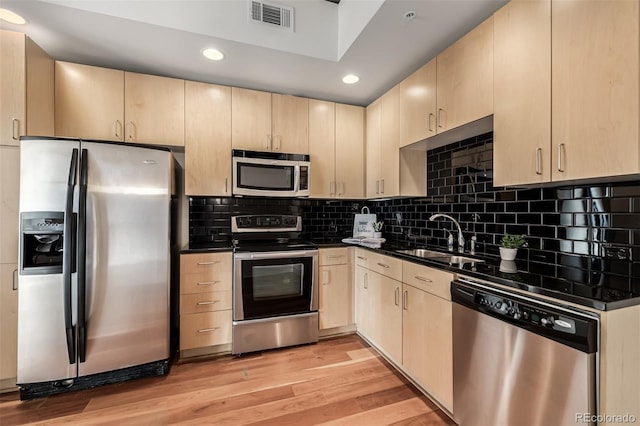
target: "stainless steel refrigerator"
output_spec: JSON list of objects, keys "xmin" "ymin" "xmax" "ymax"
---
[{"xmin": 17, "ymin": 137, "xmax": 173, "ymax": 399}]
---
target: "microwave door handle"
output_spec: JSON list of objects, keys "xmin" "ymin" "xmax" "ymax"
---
[{"xmin": 294, "ymin": 165, "xmax": 300, "ymax": 194}]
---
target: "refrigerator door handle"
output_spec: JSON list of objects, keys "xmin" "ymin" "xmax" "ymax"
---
[
  {"xmin": 63, "ymin": 148, "xmax": 78, "ymax": 365},
  {"xmin": 77, "ymin": 148, "xmax": 88, "ymax": 363}
]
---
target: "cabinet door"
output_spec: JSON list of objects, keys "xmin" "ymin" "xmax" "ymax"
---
[
  {"xmin": 1, "ymin": 30, "xmax": 25, "ymax": 147},
  {"xmin": 272, "ymin": 94, "xmax": 308, "ymax": 154},
  {"xmin": 365, "ymin": 99, "xmax": 381, "ymax": 198},
  {"xmin": 185, "ymin": 81, "xmax": 231, "ymax": 196},
  {"xmin": 0, "ymin": 146, "xmax": 19, "ymax": 264},
  {"xmin": 436, "ymin": 16, "xmax": 493, "ymax": 133},
  {"xmin": 402, "ymin": 284, "xmax": 453, "ymax": 411},
  {"xmin": 0, "ymin": 264, "xmax": 18, "ymax": 384},
  {"xmin": 309, "ymin": 99, "xmax": 336, "ymax": 198},
  {"xmin": 355, "ymin": 265, "xmax": 372, "ymax": 341},
  {"xmin": 55, "ymin": 62, "xmax": 125, "ymax": 141},
  {"xmin": 335, "ymin": 103, "xmax": 365, "ymax": 199},
  {"xmin": 231, "ymin": 87, "xmax": 272, "ymax": 151},
  {"xmin": 494, "ymin": 0, "xmax": 551, "ymax": 186},
  {"xmin": 399, "ymin": 58, "xmax": 437, "ymax": 146},
  {"xmin": 552, "ymin": 0, "xmax": 639, "ymax": 181},
  {"xmin": 379, "ymin": 85, "xmax": 400, "ymax": 197},
  {"xmin": 124, "ymin": 72, "xmax": 185, "ymax": 146},
  {"xmin": 319, "ymin": 264, "xmax": 352, "ymax": 330},
  {"xmin": 369, "ymin": 273, "xmax": 402, "ymax": 365}
]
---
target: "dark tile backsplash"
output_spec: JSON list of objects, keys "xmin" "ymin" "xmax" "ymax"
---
[{"xmin": 189, "ymin": 131, "xmax": 640, "ymax": 292}]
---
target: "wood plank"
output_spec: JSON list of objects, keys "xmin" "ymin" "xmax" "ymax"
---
[{"xmin": 0, "ymin": 335, "xmax": 454, "ymax": 426}]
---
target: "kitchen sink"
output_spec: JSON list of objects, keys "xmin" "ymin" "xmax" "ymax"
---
[{"xmin": 396, "ymin": 249, "xmax": 484, "ymax": 265}]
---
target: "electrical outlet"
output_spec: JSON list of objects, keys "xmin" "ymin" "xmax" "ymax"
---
[{"xmin": 602, "ymin": 245, "xmax": 632, "ymax": 261}]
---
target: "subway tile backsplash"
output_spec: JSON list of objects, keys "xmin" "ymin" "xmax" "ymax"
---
[{"xmin": 189, "ymin": 131, "xmax": 640, "ymax": 292}]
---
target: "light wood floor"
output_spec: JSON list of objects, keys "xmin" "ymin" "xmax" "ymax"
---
[{"xmin": 0, "ymin": 334, "xmax": 456, "ymax": 425}]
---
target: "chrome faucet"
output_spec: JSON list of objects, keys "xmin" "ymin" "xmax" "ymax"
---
[{"xmin": 429, "ymin": 214, "xmax": 465, "ymax": 253}]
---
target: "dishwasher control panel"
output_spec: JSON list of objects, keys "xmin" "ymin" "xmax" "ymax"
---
[{"xmin": 476, "ymin": 292, "xmax": 576, "ymax": 334}]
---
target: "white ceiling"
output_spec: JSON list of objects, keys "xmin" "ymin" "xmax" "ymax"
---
[{"xmin": 0, "ymin": 0, "xmax": 508, "ymax": 106}]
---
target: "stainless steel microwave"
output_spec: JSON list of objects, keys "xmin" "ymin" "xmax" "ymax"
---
[{"xmin": 232, "ymin": 150, "xmax": 310, "ymax": 197}]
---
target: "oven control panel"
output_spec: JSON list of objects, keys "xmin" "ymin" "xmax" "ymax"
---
[{"xmin": 476, "ymin": 293, "xmax": 576, "ymax": 334}]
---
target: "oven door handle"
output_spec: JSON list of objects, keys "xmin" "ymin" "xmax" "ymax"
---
[{"xmin": 243, "ymin": 250, "xmax": 317, "ymax": 260}]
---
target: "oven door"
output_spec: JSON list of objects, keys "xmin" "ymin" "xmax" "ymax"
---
[{"xmin": 233, "ymin": 250, "xmax": 318, "ymax": 321}]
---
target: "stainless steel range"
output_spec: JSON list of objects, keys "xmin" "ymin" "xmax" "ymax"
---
[{"xmin": 231, "ymin": 215, "xmax": 318, "ymax": 355}]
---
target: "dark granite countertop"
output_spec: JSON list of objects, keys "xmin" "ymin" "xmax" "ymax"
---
[
  {"xmin": 180, "ymin": 242, "xmax": 233, "ymax": 254},
  {"xmin": 352, "ymin": 241, "xmax": 640, "ymax": 311}
]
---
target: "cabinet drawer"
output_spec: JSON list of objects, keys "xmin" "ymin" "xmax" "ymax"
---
[
  {"xmin": 180, "ymin": 252, "xmax": 232, "ymax": 294},
  {"xmin": 319, "ymin": 247, "xmax": 350, "ymax": 266},
  {"xmin": 180, "ymin": 291, "xmax": 232, "ymax": 314},
  {"xmin": 402, "ymin": 261, "xmax": 455, "ymax": 301},
  {"xmin": 180, "ymin": 310, "xmax": 232, "ymax": 350},
  {"xmin": 355, "ymin": 249, "xmax": 402, "ymax": 281}
]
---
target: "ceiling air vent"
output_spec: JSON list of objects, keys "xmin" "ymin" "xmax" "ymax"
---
[{"xmin": 249, "ymin": 0, "xmax": 294, "ymax": 32}]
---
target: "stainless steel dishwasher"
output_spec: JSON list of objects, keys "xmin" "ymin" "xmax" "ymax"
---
[{"xmin": 451, "ymin": 278, "xmax": 599, "ymax": 426}]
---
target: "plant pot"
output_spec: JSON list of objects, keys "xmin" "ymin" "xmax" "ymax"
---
[
  {"xmin": 499, "ymin": 247, "xmax": 518, "ymax": 261},
  {"xmin": 372, "ymin": 232, "xmax": 382, "ymax": 239}
]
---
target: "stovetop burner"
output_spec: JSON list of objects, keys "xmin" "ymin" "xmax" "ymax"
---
[{"xmin": 231, "ymin": 214, "xmax": 317, "ymax": 252}]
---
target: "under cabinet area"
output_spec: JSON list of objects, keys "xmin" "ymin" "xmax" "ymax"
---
[
  {"xmin": 179, "ymin": 252, "xmax": 232, "ymax": 357},
  {"xmin": 318, "ymin": 247, "xmax": 354, "ymax": 330}
]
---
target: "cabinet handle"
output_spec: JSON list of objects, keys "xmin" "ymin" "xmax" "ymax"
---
[
  {"xmin": 322, "ymin": 270, "xmax": 329, "ymax": 285},
  {"xmin": 196, "ymin": 300, "xmax": 219, "ymax": 306},
  {"xmin": 403, "ymin": 290, "xmax": 408, "ymax": 310},
  {"xmin": 376, "ymin": 180, "xmax": 380, "ymax": 195},
  {"xmin": 357, "ymin": 256, "xmax": 367, "ymax": 260},
  {"xmin": 327, "ymin": 255, "xmax": 344, "ymax": 259},
  {"xmin": 377, "ymin": 262, "xmax": 390, "ymax": 269},
  {"xmin": 126, "ymin": 121, "xmax": 136, "ymax": 141},
  {"xmin": 115, "ymin": 120, "xmax": 122, "ymax": 139},
  {"xmin": 274, "ymin": 135, "xmax": 281, "ymax": 151},
  {"xmin": 338, "ymin": 182, "xmax": 344, "ymax": 196},
  {"xmin": 394, "ymin": 287, "xmax": 400, "ymax": 306},
  {"xmin": 557, "ymin": 143, "xmax": 565, "ymax": 172},
  {"xmin": 535, "ymin": 147, "xmax": 543, "ymax": 175},
  {"xmin": 364, "ymin": 273, "xmax": 368, "ymax": 289},
  {"xmin": 12, "ymin": 269, "xmax": 18, "ymax": 291},
  {"xmin": 197, "ymin": 261, "xmax": 220, "ymax": 265},
  {"xmin": 197, "ymin": 327, "xmax": 220, "ymax": 333},
  {"xmin": 414, "ymin": 275, "xmax": 432, "ymax": 282},
  {"xmin": 428, "ymin": 113, "xmax": 434, "ymax": 132},
  {"xmin": 380, "ymin": 179, "xmax": 384, "ymax": 194},
  {"xmin": 437, "ymin": 108, "xmax": 444, "ymax": 128},
  {"xmin": 197, "ymin": 280, "xmax": 220, "ymax": 286},
  {"xmin": 12, "ymin": 118, "xmax": 20, "ymax": 140},
  {"xmin": 330, "ymin": 181, "xmax": 335, "ymax": 195},
  {"xmin": 225, "ymin": 177, "xmax": 228, "ymax": 194}
]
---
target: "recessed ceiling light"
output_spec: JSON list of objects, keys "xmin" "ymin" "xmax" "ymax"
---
[
  {"xmin": 342, "ymin": 74, "xmax": 359, "ymax": 84},
  {"xmin": 0, "ymin": 8, "xmax": 26, "ymax": 25},
  {"xmin": 202, "ymin": 48, "xmax": 224, "ymax": 61}
]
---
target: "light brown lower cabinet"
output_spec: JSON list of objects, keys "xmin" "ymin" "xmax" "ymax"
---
[
  {"xmin": 179, "ymin": 252, "xmax": 232, "ymax": 355},
  {"xmin": 319, "ymin": 248, "xmax": 353, "ymax": 330}
]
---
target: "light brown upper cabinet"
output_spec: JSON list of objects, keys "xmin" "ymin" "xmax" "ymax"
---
[
  {"xmin": 366, "ymin": 85, "xmax": 426, "ymax": 199},
  {"xmin": 56, "ymin": 62, "xmax": 124, "ymax": 141},
  {"xmin": 124, "ymin": 72, "xmax": 185, "ymax": 146},
  {"xmin": 309, "ymin": 100, "xmax": 364, "ymax": 199},
  {"xmin": 399, "ymin": 58, "xmax": 437, "ymax": 147},
  {"xmin": 494, "ymin": 0, "xmax": 639, "ymax": 185},
  {"xmin": 493, "ymin": 0, "xmax": 551, "ymax": 186},
  {"xmin": 56, "ymin": 63, "xmax": 185, "ymax": 146},
  {"xmin": 551, "ymin": 0, "xmax": 639, "ymax": 182},
  {"xmin": 1, "ymin": 30, "xmax": 54, "ymax": 147},
  {"xmin": 185, "ymin": 81, "xmax": 231, "ymax": 196},
  {"xmin": 231, "ymin": 88, "xmax": 309, "ymax": 154},
  {"xmin": 436, "ymin": 16, "xmax": 493, "ymax": 134}
]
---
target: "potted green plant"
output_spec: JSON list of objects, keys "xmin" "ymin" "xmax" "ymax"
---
[
  {"xmin": 372, "ymin": 221, "xmax": 384, "ymax": 238},
  {"xmin": 500, "ymin": 234, "xmax": 527, "ymax": 261}
]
